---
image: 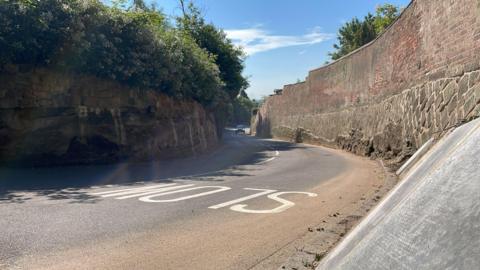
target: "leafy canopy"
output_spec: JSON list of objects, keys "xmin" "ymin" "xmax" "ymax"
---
[
  {"xmin": 329, "ymin": 3, "xmax": 401, "ymax": 61},
  {"xmin": 174, "ymin": 1, "xmax": 250, "ymax": 130},
  {"xmin": 177, "ymin": 2, "xmax": 249, "ymax": 100},
  {"xmin": 0, "ymin": 0, "xmax": 248, "ymax": 112},
  {"xmin": 231, "ymin": 93, "xmax": 255, "ymax": 125}
]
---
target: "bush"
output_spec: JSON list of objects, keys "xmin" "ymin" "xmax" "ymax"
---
[
  {"xmin": 231, "ymin": 95, "xmax": 255, "ymax": 125},
  {"xmin": 0, "ymin": 0, "xmax": 242, "ymax": 109},
  {"xmin": 0, "ymin": 0, "xmax": 80, "ymax": 66},
  {"xmin": 177, "ymin": 3, "xmax": 248, "ymax": 100}
]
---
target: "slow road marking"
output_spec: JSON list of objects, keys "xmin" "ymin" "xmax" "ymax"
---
[{"xmin": 91, "ymin": 183, "xmax": 316, "ymax": 214}]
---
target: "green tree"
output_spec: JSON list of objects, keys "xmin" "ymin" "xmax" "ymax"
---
[
  {"xmin": 374, "ymin": 4, "xmax": 400, "ymax": 34},
  {"xmin": 177, "ymin": 2, "xmax": 249, "ymax": 100},
  {"xmin": 231, "ymin": 94, "xmax": 255, "ymax": 125},
  {"xmin": 329, "ymin": 3, "xmax": 400, "ymax": 61},
  {"xmin": 252, "ymin": 96, "xmax": 267, "ymax": 108},
  {"xmin": 329, "ymin": 14, "xmax": 376, "ymax": 60},
  {"xmin": 0, "ymin": 0, "xmax": 80, "ymax": 66},
  {"xmin": 0, "ymin": 0, "xmax": 224, "ymax": 105},
  {"xmin": 176, "ymin": 1, "xmax": 249, "ymax": 136},
  {"xmin": 0, "ymin": 0, "xmax": 249, "ymax": 134},
  {"xmin": 131, "ymin": 0, "xmax": 148, "ymax": 11}
]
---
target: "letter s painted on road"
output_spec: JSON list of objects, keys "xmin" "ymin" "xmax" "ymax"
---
[{"xmin": 229, "ymin": 191, "xmax": 317, "ymax": 214}]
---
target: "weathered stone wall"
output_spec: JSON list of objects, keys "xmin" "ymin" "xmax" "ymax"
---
[
  {"xmin": 254, "ymin": 0, "xmax": 480, "ymax": 165},
  {"xmin": 0, "ymin": 67, "xmax": 218, "ymax": 166}
]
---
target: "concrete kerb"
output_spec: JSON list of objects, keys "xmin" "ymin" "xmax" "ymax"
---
[{"xmin": 396, "ymin": 137, "xmax": 435, "ymax": 176}]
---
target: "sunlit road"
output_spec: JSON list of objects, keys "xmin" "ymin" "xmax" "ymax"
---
[{"xmin": 0, "ymin": 131, "xmax": 383, "ymax": 269}]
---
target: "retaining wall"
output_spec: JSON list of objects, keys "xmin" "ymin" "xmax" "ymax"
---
[
  {"xmin": 254, "ymin": 0, "xmax": 480, "ymax": 164},
  {"xmin": 0, "ymin": 67, "xmax": 218, "ymax": 166}
]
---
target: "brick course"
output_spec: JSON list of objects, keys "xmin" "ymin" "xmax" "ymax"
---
[{"xmin": 253, "ymin": 0, "xmax": 480, "ymax": 165}]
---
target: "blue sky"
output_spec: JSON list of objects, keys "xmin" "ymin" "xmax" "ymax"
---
[{"xmin": 145, "ymin": 0, "xmax": 411, "ymax": 99}]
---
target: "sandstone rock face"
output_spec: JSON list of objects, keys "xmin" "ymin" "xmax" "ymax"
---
[
  {"xmin": 253, "ymin": 0, "xmax": 480, "ymax": 166},
  {"xmin": 0, "ymin": 68, "xmax": 218, "ymax": 166}
]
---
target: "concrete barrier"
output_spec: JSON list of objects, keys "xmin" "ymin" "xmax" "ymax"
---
[{"xmin": 317, "ymin": 117, "xmax": 480, "ymax": 270}]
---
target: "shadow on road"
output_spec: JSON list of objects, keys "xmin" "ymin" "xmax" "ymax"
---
[{"xmin": 0, "ymin": 133, "xmax": 301, "ymax": 204}]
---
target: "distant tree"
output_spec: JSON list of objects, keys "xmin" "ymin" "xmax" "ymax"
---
[
  {"xmin": 177, "ymin": 2, "xmax": 249, "ymax": 100},
  {"xmin": 373, "ymin": 3, "xmax": 400, "ymax": 34},
  {"xmin": 329, "ymin": 15, "xmax": 376, "ymax": 60},
  {"xmin": 131, "ymin": 0, "xmax": 148, "ymax": 11},
  {"xmin": 252, "ymin": 96, "xmax": 267, "ymax": 107},
  {"xmin": 231, "ymin": 94, "xmax": 255, "ymax": 125},
  {"xmin": 112, "ymin": 0, "xmax": 128, "ymax": 9},
  {"xmin": 329, "ymin": 3, "xmax": 400, "ymax": 61},
  {"xmin": 176, "ymin": 1, "xmax": 249, "ymax": 135},
  {"xmin": 179, "ymin": 0, "xmax": 187, "ymax": 16}
]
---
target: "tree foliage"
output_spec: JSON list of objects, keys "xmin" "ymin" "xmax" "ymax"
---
[
  {"xmin": 0, "ymin": 0, "xmax": 248, "ymax": 111},
  {"xmin": 0, "ymin": 0, "xmax": 81, "ymax": 66},
  {"xmin": 231, "ymin": 94, "xmax": 255, "ymax": 125},
  {"xmin": 177, "ymin": 2, "xmax": 249, "ymax": 100},
  {"xmin": 174, "ymin": 1, "xmax": 250, "ymax": 132},
  {"xmin": 329, "ymin": 3, "xmax": 401, "ymax": 60},
  {"xmin": 373, "ymin": 3, "xmax": 400, "ymax": 34}
]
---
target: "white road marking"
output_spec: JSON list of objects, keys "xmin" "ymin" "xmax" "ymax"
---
[
  {"xmin": 263, "ymin": 157, "xmax": 276, "ymax": 163},
  {"xmin": 139, "ymin": 186, "xmax": 231, "ymax": 203},
  {"xmin": 230, "ymin": 191, "xmax": 317, "ymax": 214},
  {"xmin": 209, "ymin": 188, "xmax": 276, "ymax": 209},
  {"xmin": 116, "ymin": 184, "xmax": 195, "ymax": 200},
  {"xmin": 91, "ymin": 183, "xmax": 177, "ymax": 196},
  {"xmin": 91, "ymin": 182, "xmax": 316, "ymax": 215},
  {"xmin": 261, "ymin": 150, "xmax": 280, "ymax": 163}
]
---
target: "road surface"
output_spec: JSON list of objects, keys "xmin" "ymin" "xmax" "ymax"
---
[{"xmin": 0, "ymin": 131, "xmax": 384, "ymax": 269}]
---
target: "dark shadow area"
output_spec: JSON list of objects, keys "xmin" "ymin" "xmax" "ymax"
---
[{"xmin": 0, "ymin": 131, "xmax": 302, "ymax": 204}]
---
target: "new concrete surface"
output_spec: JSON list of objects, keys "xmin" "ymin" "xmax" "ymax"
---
[{"xmin": 317, "ymin": 118, "xmax": 480, "ymax": 270}]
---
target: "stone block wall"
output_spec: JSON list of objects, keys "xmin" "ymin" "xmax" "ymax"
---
[
  {"xmin": 0, "ymin": 67, "xmax": 218, "ymax": 166},
  {"xmin": 254, "ymin": 0, "xmax": 480, "ymax": 164}
]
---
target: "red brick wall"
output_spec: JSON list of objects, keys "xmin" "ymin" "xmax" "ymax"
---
[{"xmin": 254, "ymin": 0, "xmax": 480, "ymax": 163}]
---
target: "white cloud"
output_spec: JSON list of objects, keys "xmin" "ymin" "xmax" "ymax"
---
[{"xmin": 225, "ymin": 26, "xmax": 333, "ymax": 55}]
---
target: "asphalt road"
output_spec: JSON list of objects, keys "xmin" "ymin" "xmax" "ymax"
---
[{"xmin": 0, "ymin": 131, "xmax": 382, "ymax": 270}]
